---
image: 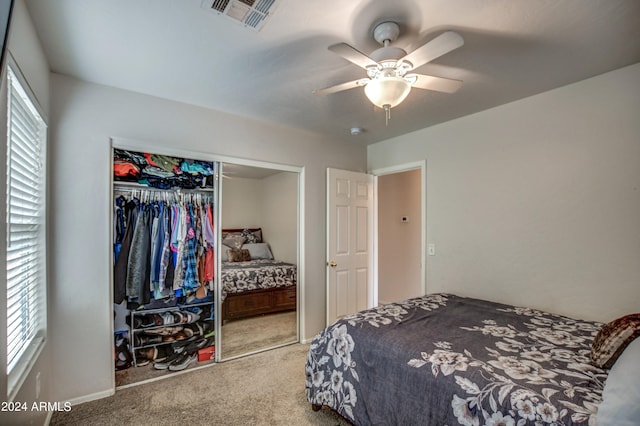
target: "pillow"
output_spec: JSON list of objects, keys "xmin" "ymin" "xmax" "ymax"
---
[
  {"xmin": 227, "ymin": 248, "xmax": 251, "ymax": 262},
  {"xmin": 590, "ymin": 313, "xmax": 640, "ymax": 368},
  {"xmin": 241, "ymin": 228, "xmax": 262, "ymax": 243},
  {"xmin": 243, "ymin": 243, "xmax": 273, "ymax": 260},
  {"xmin": 222, "ymin": 234, "xmax": 246, "ymax": 249},
  {"xmin": 596, "ymin": 338, "xmax": 640, "ymax": 425}
]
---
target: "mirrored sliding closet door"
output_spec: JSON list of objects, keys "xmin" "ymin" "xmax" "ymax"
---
[{"xmin": 218, "ymin": 162, "xmax": 299, "ymax": 360}]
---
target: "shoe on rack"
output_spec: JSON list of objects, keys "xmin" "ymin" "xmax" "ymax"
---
[
  {"xmin": 135, "ymin": 347, "xmax": 156, "ymax": 360},
  {"xmin": 153, "ymin": 349, "xmax": 183, "ymax": 370},
  {"xmin": 171, "ymin": 335, "xmax": 198, "ymax": 350},
  {"xmin": 154, "ymin": 345, "xmax": 174, "ymax": 362},
  {"xmin": 168, "ymin": 353, "xmax": 198, "ymax": 372},
  {"xmin": 182, "ymin": 335, "xmax": 214, "ymax": 354},
  {"xmin": 160, "ymin": 311, "xmax": 177, "ymax": 325},
  {"xmin": 133, "ymin": 333, "xmax": 163, "ymax": 347},
  {"xmin": 135, "ymin": 358, "xmax": 151, "ymax": 367},
  {"xmin": 144, "ymin": 325, "xmax": 184, "ymax": 336}
]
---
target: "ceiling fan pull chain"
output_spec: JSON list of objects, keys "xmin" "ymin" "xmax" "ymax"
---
[{"xmin": 384, "ymin": 104, "xmax": 391, "ymax": 126}]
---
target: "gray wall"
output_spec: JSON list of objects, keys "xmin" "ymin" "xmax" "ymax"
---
[{"xmin": 369, "ymin": 63, "xmax": 640, "ymax": 324}]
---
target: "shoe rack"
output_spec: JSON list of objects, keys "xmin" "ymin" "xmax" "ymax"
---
[{"xmin": 129, "ymin": 300, "xmax": 214, "ymax": 367}]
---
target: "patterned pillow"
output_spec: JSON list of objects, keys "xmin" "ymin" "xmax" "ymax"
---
[
  {"xmin": 590, "ymin": 313, "xmax": 640, "ymax": 368},
  {"xmin": 222, "ymin": 234, "xmax": 246, "ymax": 249},
  {"xmin": 227, "ymin": 248, "xmax": 251, "ymax": 262},
  {"xmin": 241, "ymin": 228, "xmax": 262, "ymax": 244}
]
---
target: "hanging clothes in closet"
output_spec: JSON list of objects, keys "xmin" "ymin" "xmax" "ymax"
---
[
  {"xmin": 114, "ymin": 190, "xmax": 216, "ymax": 307},
  {"xmin": 112, "ymin": 148, "xmax": 216, "ymax": 309}
]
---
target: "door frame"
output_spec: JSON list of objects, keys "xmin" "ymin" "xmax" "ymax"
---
[{"xmin": 370, "ymin": 160, "xmax": 427, "ymax": 297}]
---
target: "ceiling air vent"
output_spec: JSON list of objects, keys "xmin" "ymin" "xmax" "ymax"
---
[{"xmin": 203, "ymin": 0, "xmax": 279, "ymax": 31}]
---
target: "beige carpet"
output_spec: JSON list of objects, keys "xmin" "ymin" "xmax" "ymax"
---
[
  {"xmin": 55, "ymin": 343, "xmax": 349, "ymax": 426},
  {"xmin": 221, "ymin": 310, "xmax": 297, "ymax": 359}
]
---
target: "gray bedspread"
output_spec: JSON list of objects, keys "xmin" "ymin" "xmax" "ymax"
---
[
  {"xmin": 305, "ymin": 293, "xmax": 607, "ymax": 425},
  {"xmin": 221, "ymin": 259, "xmax": 296, "ymax": 302}
]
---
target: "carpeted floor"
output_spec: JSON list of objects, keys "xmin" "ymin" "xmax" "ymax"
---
[
  {"xmin": 53, "ymin": 343, "xmax": 350, "ymax": 426},
  {"xmin": 221, "ymin": 310, "xmax": 297, "ymax": 359}
]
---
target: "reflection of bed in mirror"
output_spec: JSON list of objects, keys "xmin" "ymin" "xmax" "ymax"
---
[{"xmin": 220, "ymin": 228, "xmax": 297, "ymax": 323}]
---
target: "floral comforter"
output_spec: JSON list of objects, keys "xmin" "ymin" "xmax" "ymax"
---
[
  {"xmin": 305, "ymin": 293, "xmax": 608, "ymax": 426},
  {"xmin": 221, "ymin": 259, "xmax": 296, "ymax": 302}
]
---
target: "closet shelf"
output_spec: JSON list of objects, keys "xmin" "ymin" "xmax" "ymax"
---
[
  {"xmin": 131, "ymin": 300, "xmax": 213, "ymax": 316},
  {"xmin": 113, "ymin": 181, "xmax": 213, "ymax": 192}
]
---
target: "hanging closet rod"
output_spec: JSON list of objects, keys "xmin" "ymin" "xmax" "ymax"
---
[{"xmin": 114, "ymin": 184, "xmax": 213, "ymax": 204}]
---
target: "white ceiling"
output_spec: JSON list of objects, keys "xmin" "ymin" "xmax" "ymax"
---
[{"xmin": 24, "ymin": 0, "xmax": 640, "ymax": 145}]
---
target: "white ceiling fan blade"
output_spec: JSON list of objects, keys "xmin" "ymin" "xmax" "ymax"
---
[
  {"xmin": 328, "ymin": 43, "xmax": 378, "ymax": 69},
  {"xmin": 409, "ymin": 74, "xmax": 463, "ymax": 93},
  {"xmin": 313, "ymin": 78, "xmax": 370, "ymax": 96},
  {"xmin": 400, "ymin": 31, "xmax": 464, "ymax": 71}
]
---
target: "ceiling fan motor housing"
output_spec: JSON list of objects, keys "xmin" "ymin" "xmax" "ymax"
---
[{"xmin": 373, "ymin": 21, "xmax": 400, "ymax": 45}]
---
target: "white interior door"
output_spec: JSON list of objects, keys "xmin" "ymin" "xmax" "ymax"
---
[{"xmin": 326, "ymin": 168, "xmax": 374, "ymax": 326}]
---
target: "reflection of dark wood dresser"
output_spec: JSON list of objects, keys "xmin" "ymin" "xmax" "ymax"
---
[{"xmin": 221, "ymin": 285, "xmax": 297, "ymax": 323}]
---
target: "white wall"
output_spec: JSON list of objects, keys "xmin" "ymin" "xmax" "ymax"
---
[
  {"xmin": 377, "ymin": 169, "xmax": 422, "ymax": 305},
  {"xmin": 221, "ymin": 171, "xmax": 298, "ymax": 262},
  {"xmin": 261, "ymin": 171, "xmax": 298, "ymax": 263},
  {"xmin": 369, "ymin": 63, "xmax": 640, "ymax": 324},
  {"xmin": 48, "ymin": 73, "xmax": 366, "ymax": 404},
  {"xmin": 221, "ymin": 176, "xmax": 264, "ymax": 228},
  {"xmin": 0, "ymin": 1, "xmax": 50, "ymax": 424}
]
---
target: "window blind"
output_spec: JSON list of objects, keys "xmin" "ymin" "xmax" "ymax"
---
[{"xmin": 6, "ymin": 65, "xmax": 46, "ymax": 391}]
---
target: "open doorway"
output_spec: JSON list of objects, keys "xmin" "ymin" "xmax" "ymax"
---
[{"xmin": 376, "ymin": 167, "xmax": 424, "ymax": 305}]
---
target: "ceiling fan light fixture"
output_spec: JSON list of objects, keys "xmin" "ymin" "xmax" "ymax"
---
[{"xmin": 364, "ymin": 75, "xmax": 411, "ymax": 109}]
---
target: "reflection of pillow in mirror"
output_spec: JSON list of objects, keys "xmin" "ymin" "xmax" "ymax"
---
[
  {"xmin": 222, "ymin": 234, "xmax": 246, "ymax": 249},
  {"xmin": 243, "ymin": 243, "xmax": 273, "ymax": 260},
  {"xmin": 242, "ymin": 228, "xmax": 262, "ymax": 243},
  {"xmin": 227, "ymin": 248, "xmax": 251, "ymax": 262}
]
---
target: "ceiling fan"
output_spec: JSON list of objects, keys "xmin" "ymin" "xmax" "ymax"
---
[{"xmin": 313, "ymin": 21, "xmax": 464, "ymax": 124}]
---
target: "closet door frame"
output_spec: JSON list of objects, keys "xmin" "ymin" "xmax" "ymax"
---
[{"xmin": 109, "ymin": 137, "xmax": 304, "ymax": 375}]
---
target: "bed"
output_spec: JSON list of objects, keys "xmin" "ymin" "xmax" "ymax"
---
[
  {"xmin": 220, "ymin": 228, "xmax": 297, "ymax": 323},
  {"xmin": 306, "ymin": 293, "xmax": 640, "ymax": 425}
]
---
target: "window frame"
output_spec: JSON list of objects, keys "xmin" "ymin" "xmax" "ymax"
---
[{"xmin": 5, "ymin": 60, "xmax": 47, "ymax": 402}]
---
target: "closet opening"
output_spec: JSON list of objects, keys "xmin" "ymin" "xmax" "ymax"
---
[
  {"xmin": 110, "ymin": 142, "xmax": 303, "ymax": 388},
  {"xmin": 112, "ymin": 146, "xmax": 218, "ymax": 387}
]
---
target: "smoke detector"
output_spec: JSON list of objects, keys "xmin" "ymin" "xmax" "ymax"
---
[{"xmin": 202, "ymin": 0, "xmax": 279, "ymax": 31}]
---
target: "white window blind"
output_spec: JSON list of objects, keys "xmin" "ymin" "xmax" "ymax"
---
[{"xmin": 6, "ymin": 65, "xmax": 47, "ymax": 397}]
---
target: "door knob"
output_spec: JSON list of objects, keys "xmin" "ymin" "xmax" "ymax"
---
[{"xmin": 328, "ymin": 261, "xmax": 337, "ymax": 268}]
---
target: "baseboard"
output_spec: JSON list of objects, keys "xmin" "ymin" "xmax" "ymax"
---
[{"xmin": 66, "ymin": 388, "xmax": 115, "ymax": 407}]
